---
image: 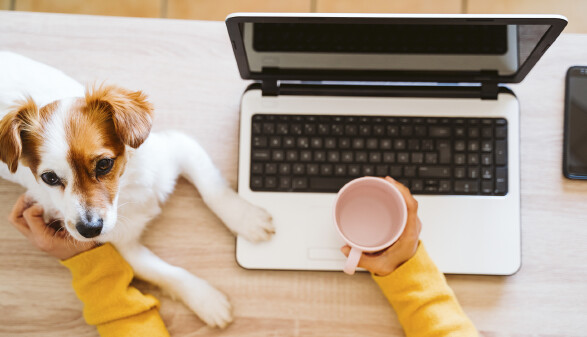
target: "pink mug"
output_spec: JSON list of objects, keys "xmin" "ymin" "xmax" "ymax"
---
[{"xmin": 333, "ymin": 177, "xmax": 408, "ymax": 275}]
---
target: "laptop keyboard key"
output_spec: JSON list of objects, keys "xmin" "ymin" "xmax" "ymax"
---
[
  {"xmin": 495, "ymin": 141, "xmax": 507, "ymax": 165},
  {"xmin": 293, "ymin": 164, "xmax": 305, "ymax": 175},
  {"xmin": 411, "ymin": 179, "xmax": 424, "ymax": 192},
  {"xmin": 349, "ymin": 165, "xmax": 361, "ymax": 176},
  {"xmin": 429, "ymin": 126, "xmax": 451, "ymax": 138},
  {"xmin": 454, "ymin": 180, "xmax": 479, "ymax": 193},
  {"xmin": 265, "ymin": 163, "xmax": 277, "ymax": 174},
  {"xmin": 279, "ymin": 177, "xmax": 291, "ymax": 189},
  {"xmin": 439, "ymin": 180, "xmax": 451, "ymax": 192},
  {"xmin": 495, "ymin": 126, "xmax": 507, "ymax": 139},
  {"xmin": 251, "ymin": 176, "xmax": 263, "ymax": 189},
  {"xmin": 481, "ymin": 180, "xmax": 493, "ymax": 194},
  {"xmin": 263, "ymin": 123, "xmax": 275, "ymax": 134},
  {"xmin": 253, "ymin": 136, "xmax": 267, "ymax": 147},
  {"xmin": 376, "ymin": 165, "xmax": 389, "ymax": 176},
  {"xmin": 293, "ymin": 178, "xmax": 308, "ymax": 190},
  {"xmin": 252, "ymin": 163, "xmax": 263, "ymax": 174},
  {"xmin": 419, "ymin": 166, "xmax": 450, "ymax": 178},
  {"xmin": 404, "ymin": 166, "xmax": 417, "ymax": 177},
  {"xmin": 425, "ymin": 153, "xmax": 438, "ymax": 164},
  {"xmin": 272, "ymin": 150, "xmax": 284, "ymax": 161},
  {"xmin": 252, "ymin": 150, "xmax": 270, "ymax": 161},
  {"xmin": 310, "ymin": 177, "xmax": 350, "ymax": 191},
  {"xmin": 320, "ymin": 164, "xmax": 333, "ymax": 175},
  {"xmin": 265, "ymin": 176, "xmax": 277, "ymax": 188},
  {"xmin": 252, "ymin": 122, "xmax": 262, "ymax": 134},
  {"xmin": 438, "ymin": 140, "xmax": 451, "ymax": 164},
  {"xmin": 495, "ymin": 167, "xmax": 507, "ymax": 195}
]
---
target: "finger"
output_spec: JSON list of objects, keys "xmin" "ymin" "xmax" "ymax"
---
[
  {"xmin": 23, "ymin": 205, "xmax": 54, "ymax": 240},
  {"xmin": 9, "ymin": 195, "xmax": 28, "ymax": 223},
  {"xmin": 8, "ymin": 195, "xmax": 33, "ymax": 236},
  {"xmin": 340, "ymin": 245, "xmax": 351, "ymax": 257},
  {"xmin": 384, "ymin": 177, "xmax": 418, "ymax": 214}
]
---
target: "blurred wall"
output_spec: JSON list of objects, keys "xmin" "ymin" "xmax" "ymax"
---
[{"xmin": 0, "ymin": 0, "xmax": 584, "ymax": 33}]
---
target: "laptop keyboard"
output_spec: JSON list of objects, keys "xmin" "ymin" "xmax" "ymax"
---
[{"xmin": 249, "ymin": 114, "xmax": 508, "ymax": 196}]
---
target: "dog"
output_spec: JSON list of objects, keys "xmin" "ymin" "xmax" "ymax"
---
[{"xmin": 0, "ymin": 51, "xmax": 275, "ymax": 328}]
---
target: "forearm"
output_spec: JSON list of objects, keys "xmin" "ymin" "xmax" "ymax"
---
[
  {"xmin": 61, "ymin": 243, "xmax": 170, "ymax": 337},
  {"xmin": 373, "ymin": 242, "xmax": 478, "ymax": 337}
]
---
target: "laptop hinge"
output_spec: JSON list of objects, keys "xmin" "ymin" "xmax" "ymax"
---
[
  {"xmin": 480, "ymin": 81, "xmax": 498, "ymax": 100},
  {"xmin": 261, "ymin": 79, "xmax": 279, "ymax": 96},
  {"xmin": 479, "ymin": 70, "xmax": 499, "ymax": 100},
  {"xmin": 261, "ymin": 67, "xmax": 279, "ymax": 96}
]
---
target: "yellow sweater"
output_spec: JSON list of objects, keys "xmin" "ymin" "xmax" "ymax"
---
[
  {"xmin": 373, "ymin": 243, "xmax": 479, "ymax": 337},
  {"xmin": 61, "ymin": 244, "xmax": 170, "ymax": 337},
  {"xmin": 61, "ymin": 243, "xmax": 476, "ymax": 337}
]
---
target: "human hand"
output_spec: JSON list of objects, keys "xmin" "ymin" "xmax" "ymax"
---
[
  {"xmin": 8, "ymin": 195, "xmax": 97, "ymax": 260},
  {"xmin": 341, "ymin": 177, "xmax": 422, "ymax": 276}
]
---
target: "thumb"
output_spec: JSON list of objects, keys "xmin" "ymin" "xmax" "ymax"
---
[{"xmin": 340, "ymin": 245, "xmax": 351, "ymax": 257}]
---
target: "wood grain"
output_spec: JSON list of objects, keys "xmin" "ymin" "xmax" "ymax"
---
[
  {"xmin": 14, "ymin": 0, "xmax": 162, "ymax": 18},
  {"xmin": 166, "ymin": 0, "xmax": 311, "ymax": 21},
  {"xmin": 316, "ymin": 0, "xmax": 462, "ymax": 14},
  {"xmin": 1, "ymin": 10, "xmax": 587, "ymax": 337},
  {"xmin": 467, "ymin": 0, "xmax": 586, "ymax": 34}
]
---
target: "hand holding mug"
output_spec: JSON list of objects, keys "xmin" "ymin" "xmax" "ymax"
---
[{"xmin": 337, "ymin": 177, "xmax": 421, "ymax": 276}]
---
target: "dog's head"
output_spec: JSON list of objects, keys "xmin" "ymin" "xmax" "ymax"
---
[{"xmin": 0, "ymin": 85, "xmax": 153, "ymax": 241}]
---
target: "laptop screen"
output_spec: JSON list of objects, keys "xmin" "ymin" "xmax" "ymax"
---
[{"xmin": 226, "ymin": 14, "xmax": 567, "ymax": 83}]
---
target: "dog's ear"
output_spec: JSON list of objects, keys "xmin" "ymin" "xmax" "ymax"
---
[
  {"xmin": 85, "ymin": 85, "xmax": 154, "ymax": 149},
  {"xmin": 0, "ymin": 98, "xmax": 38, "ymax": 173}
]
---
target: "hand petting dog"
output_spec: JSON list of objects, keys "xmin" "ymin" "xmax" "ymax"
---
[{"xmin": 8, "ymin": 194, "xmax": 96, "ymax": 260}]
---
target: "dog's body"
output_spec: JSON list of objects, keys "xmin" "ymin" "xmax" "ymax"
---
[{"xmin": 0, "ymin": 52, "xmax": 274, "ymax": 328}]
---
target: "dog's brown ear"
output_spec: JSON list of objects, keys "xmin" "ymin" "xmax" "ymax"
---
[
  {"xmin": 0, "ymin": 98, "xmax": 38, "ymax": 173},
  {"xmin": 86, "ymin": 84, "xmax": 154, "ymax": 149}
]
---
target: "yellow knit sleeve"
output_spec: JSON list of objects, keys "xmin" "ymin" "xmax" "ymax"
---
[
  {"xmin": 60, "ymin": 243, "xmax": 170, "ymax": 337},
  {"xmin": 372, "ymin": 242, "xmax": 478, "ymax": 337}
]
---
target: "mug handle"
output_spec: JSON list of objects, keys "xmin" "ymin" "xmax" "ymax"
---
[{"xmin": 344, "ymin": 246, "xmax": 362, "ymax": 275}]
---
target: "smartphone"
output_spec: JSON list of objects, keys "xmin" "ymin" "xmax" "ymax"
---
[{"xmin": 563, "ymin": 66, "xmax": 587, "ymax": 179}]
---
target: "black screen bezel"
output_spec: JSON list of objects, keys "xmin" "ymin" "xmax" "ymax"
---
[
  {"xmin": 563, "ymin": 66, "xmax": 587, "ymax": 179},
  {"xmin": 226, "ymin": 14, "xmax": 567, "ymax": 83}
]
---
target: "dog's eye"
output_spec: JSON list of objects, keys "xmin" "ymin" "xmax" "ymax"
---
[
  {"xmin": 41, "ymin": 172, "xmax": 61, "ymax": 186},
  {"xmin": 96, "ymin": 158, "xmax": 114, "ymax": 175}
]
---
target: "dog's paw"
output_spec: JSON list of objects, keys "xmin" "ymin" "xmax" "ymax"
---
[
  {"xmin": 238, "ymin": 204, "xmax": 275, "ymax": 242},
  {"xmin": 214, "ymin": 192, "xmax": 276, "ymax": 242},
  {"xmin": 183, "ymin": 281, "xmax": 233, "ymax": 329}
]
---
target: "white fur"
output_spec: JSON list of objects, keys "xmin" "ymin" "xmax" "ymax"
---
[{"xmin": 0, "ymin": 51, "xmax": 275, "ymax": 328}]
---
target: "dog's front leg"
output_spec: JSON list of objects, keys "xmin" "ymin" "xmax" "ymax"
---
[
  {"xmin": 114, "ymin": 241, "xmax": 233, "ymax": 328},
  {"xmin": 165, "ymin": 131, "xmax": 275, "ymax": 242}
]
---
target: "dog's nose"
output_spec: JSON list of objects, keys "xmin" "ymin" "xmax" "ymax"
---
[{"xmin": 75, "ymin": 218, "xmax": 103, "ymax": 238}]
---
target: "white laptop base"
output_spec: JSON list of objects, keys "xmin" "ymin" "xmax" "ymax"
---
[{"xmin": 237, "ymin": 89, "xmax": 521, "ymax": 275}]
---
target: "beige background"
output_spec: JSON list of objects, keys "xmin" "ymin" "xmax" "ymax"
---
[
  {"xmin": 2, "ymin": 0, "xmax": 586, "ymax": 33},
  {"xmin": 1, "ymin": 9, "xmax": 587, "ymax": 337}
]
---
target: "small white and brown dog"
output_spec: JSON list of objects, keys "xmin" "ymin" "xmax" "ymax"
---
[{"xmin": 0, "ymin": 51, "xmax": 275, "ymax": 328}]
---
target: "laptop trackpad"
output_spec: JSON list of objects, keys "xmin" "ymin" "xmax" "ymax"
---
[{"xmin": 308, "ymin": 248, "xmax": 345, "ymax": 261}]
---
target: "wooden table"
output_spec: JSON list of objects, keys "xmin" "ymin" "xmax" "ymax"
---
[{"xmin": 1, "ymin": 11, "xmax": 587, "ymax": 337}]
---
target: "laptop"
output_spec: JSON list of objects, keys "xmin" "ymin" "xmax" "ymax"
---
[{"xmin": 226, "ymin": 13, "xmax": 566, "ymax": 275}]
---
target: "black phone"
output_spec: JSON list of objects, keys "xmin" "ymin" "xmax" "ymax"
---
[{"xmin": 563, "ymin": 66, "xmax": 587, "ymax": 179}]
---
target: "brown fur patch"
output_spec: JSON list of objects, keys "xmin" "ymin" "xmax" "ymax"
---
[
  {"xmin": 66, "ymin": 98, "xmax": 128, "ymax": 211},
  {"xmin": 0, "ymin": 98, "xmax": 57, "ymax": 174},
  {"xmin": 85, "ymin": 84, "xmax": 154, "ymax": 148}
]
